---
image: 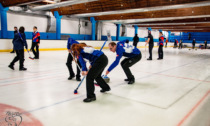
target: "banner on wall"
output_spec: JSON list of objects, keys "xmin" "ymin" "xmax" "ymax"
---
[{"xmin": 107, "ymin": 30, "xmax": 112, "ymax": 41}]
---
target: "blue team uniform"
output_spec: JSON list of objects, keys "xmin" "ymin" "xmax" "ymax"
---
[
  {"xmin": 13, "ymin": 33, "xmax": 28, "ymax": 50},
  {"xmin": 78, "ymin": 47, "xmax": 104, "ymax": 71},
  {"xmin": 66, "ymin": 37, "xmax": 81, "ymax": 80},
  {"xmin": 67, "ymin": 38, "xmax": 79, "ymax": 49},
  {"xmin": 108, "ymin": 40, "xmax": 141, "ymax": 72}
]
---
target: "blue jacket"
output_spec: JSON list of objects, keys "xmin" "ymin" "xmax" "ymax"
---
[
  {"xmin": 108, "ymin": 40, "xmax": 141, "ymax": 72},
  {"xmin": 67, "ymin": 38, "xmax": 79, "ymax": 49},
  {"xmin": 78, "ymin": 47, "xmax": 104, "ymax": 71},
  {"xmin": 13, "ymin": 33, "xmax": 28, "ymax": 50}
]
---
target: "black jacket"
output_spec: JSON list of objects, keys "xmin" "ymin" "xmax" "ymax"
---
[{"xmin": 133, "ymin": 35, "xmax": 139, "ymax": 43}]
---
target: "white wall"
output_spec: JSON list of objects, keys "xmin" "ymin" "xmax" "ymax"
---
[
  {"xmin": 138, "ymin": 28, "xmax": 148, "ymax": 38},
  {"xmin": 61, "ymin": 19, "xmax": 79, "ymax": 34},
  {"xmin": 80, "ymin": 21, "xmax": 92, "ymax": 35},
  {"xmin": 61, "ymin": 19, "xmax": 91, "ymax": 35},
  {"xmin": 7, "ymin": 13, "xmax": 48, "ymax": 32},
  {"xmin": 102, "ymin": 22, "xmax": 116, "ymax": 36},
  {"xmin": 126, "ymin": 27, "xmax": 135, "ymax": 37},
  {"xmin": 6, "ymin": 12, "xmax": 93, "ymax": 35}
]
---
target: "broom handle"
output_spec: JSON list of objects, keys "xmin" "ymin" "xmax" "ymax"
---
[{"xmin": 69, "ymin": 51, "xmax": 82, "ymax": 71}]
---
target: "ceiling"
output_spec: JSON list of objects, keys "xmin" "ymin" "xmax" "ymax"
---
[{"xmin": 1, "ymin": 0, "xmax": 210, "ymax": 32}]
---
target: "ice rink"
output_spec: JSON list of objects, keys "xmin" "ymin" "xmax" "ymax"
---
[{"xmin": 0, "ymin": 47, "xmax": 210, "ymax": 126}]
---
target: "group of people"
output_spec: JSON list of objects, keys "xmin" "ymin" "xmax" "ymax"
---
[
  {"xmin": 145, "ymin": 28, "xmax": 164, "ymax": 60},
  {"xmin": 8, "ymin": 26, "xmax": 40, "ymax": 71},
  {"xmin": 67, "ymin": 37, "xmax": 142, "ymax": 102},
  {"xmin": 67, "ymin": 28, "xmax": 165, "ymax": 102},
  {"xmin": 174, "ymin": 39, "xmax": 183, "ymax": 49},
  {"xmin": 173, "ymin": 38, "xmax": 208, "ymax": 49}
]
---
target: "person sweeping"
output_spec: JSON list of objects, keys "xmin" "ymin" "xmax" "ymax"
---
[
  {"xmin": 106, "ymin": 39, "xmax": 142, "ymax": 84},
  {"xmin": 66, "ymin": 36, "xmax": 81, "ymax": 81},
  {"xmin": 8, "ymin": 26, "xmax": 28, "ymax": 71},
  {"xmin": 71, "ymin": 43, "xmax": 110, "ymax": 103}
]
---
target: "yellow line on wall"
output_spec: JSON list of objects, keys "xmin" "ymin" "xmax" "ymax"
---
[{"xmin": 0, "ymin": 46, "xmax": 197, "ymax": 52}]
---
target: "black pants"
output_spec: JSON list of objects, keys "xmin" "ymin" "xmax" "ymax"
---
[
  {"xmin": 31, "ymin": 42, "xmax": 39, "ymax": 58},
  {"xmin": 205, "ymin": 44, "xmax": 207, "ymax": 49},
  {"xmin": 148, "ymin": 44, "xmax": 153, "ymax": 59},
  {"xmin": 165, "ymin": 42, "xmax": 167, "ymax": 48},
  {"xmin": 66, "ymin": 53, "xmax": 81, "ymax": 78},
  {"xmin": 86, "ymin": 54, "xmax": 110, "ymax": 98},
  {"xmin": 192, "ymin": 44, "xmax": 195, "ymax": 49},
  {"xmin": 158, "ymin": 45, "xmax": 163, "ymax": 59},
  {"xmin": 179, "ymin": 44, "xmax": 182, "ymax": 49},
  {"xmin": 133, "ymin": 42, "xmax": 138, "ymax": 47},
  {"xmin": 121, "ymin": 53, "xmax": 142, "ymax": 80},
  {"xmin": 10, "ymin": 49, "xmax": 25, "ymax": 68},
  {"xmin": 174, "ymin": 43, "xmax": 177, "ymax": 48}
]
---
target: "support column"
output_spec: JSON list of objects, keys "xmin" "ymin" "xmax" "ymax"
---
[
  {"xmin": 54, "ymin": 11, "xmax": 62, "ymax": 40},
  {"xmin": 0, "ymin": 3, "xmax": 9, "ymax": 38},
  {"xmin": 134, "ymin": 25, "xmax": 138, "ymax": 35},
  {"xmin": 90, "ymin": 17, "xmax": 96, "ymax": 40},
  {"xmin": 168, "ymin": 31, "xmax": 171, "ymax": 42},
  {"xmin": 116, "ymin": 24, "xmax": 121, "ymax": 41}
]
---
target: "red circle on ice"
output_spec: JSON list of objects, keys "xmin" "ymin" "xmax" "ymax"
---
[{"xmin": 0, "ymin": 103, "xmax": 43, "ymax": 126}]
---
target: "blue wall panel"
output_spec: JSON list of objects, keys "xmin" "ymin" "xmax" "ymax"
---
[{"xmin": 170, "ymin": 32, "xmax": 210, "ymax": 44}]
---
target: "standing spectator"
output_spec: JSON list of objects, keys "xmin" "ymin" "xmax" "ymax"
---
[
  {"xmin": 178, "ymin": 40, "xmax": 183, "ymax": 49},
  {"xmin": 145, "ymin": 28, "xmax": 154, "ymax": 60},
  {"xmin": 10, "ymin": 26, "xmax": 18, "ymax": 53},
  {"xmin": 165, "ymin": 39, "xmax": 168, "ymax": 48},
  {"xmin": 174, "ymin": 39, "xmax": 178, "ymax": 48},
  {"xmin": 157, "ymin": 30, "xmax": 164, "ymax": 60},
  {"xmin": 133, "ymin": 34, "xmax": 139, "ymax": 47},
  {"xmin": 192, "ymin": 39, "xmax": 196, "ymax": 49},
  {"xmin": 31, "ymin": 26, "xmax": 40, "ymax": 59},
  {"xmin": 204, "ymin": 40, "xmax": 208, "ymax": 49}
]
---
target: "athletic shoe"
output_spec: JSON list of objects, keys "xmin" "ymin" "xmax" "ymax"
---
[
  {"xmin": 83, "ymin": 97, "xmax": 96, "ymax": 103},
  {"xmin": 68, "ymin": 75, "xmax": 75, "ymax": 80},
  {"xmin": 147, "ymin": 58, "xmax": 152, "ymax": 60},
  {"xmin": 157, "ymin": 58, "xmax": 163, "ymax": 60},
  {"xmin": 8, "ymin": 65, "xmax": 14, "ymax": 70},
  {"xmin": 19, "ymin": 67, "xmax": 27, "ymax": 71},
  {"xmin": 100, "ymin": 88, "xmax": 111, "ymax": 93},
  {"xmin": 128, "ymin": 78, "xmax": 135, "ymax": 84},
  {"xmin": 124, "ymin": 79, "xmax": 129, "ymax": 81},
  {"xmin": 76, "ymin": 77, "xmax": 81, "ymax": 81},
  {"xmin": 10, "ymin": 51, "xmax": 15, "ymax": 53},
  {"xmin": 94, "ymin": 83, "xmax": 99, "ymax": 86}
]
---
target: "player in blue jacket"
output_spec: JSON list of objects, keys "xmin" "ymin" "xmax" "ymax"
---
[
  {"xmin": 106, "ymin": 40, "xmax": 142, "ymax": 84},
  {"xmin": 8, "ymin": 26, "xmax": 28, "ymax": 71},
  {"xmin": 71, "ymin": 43, "xmax": 110, "ymax": 103},
  {"xmin": 66, "ymin": 37, "xmax": 81, "ymax": 81}
]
